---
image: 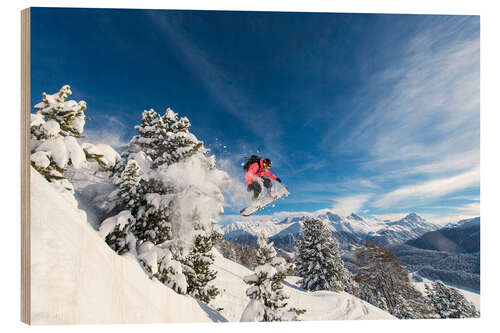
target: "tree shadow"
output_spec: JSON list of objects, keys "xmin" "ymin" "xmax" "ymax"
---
[
  {"xmin": 282, "ymin": 280, "xmax": 304, "ymax": 291},
  {"xmin": 195, "ymin": 299, "xmax": 229, "ymax": 322}
]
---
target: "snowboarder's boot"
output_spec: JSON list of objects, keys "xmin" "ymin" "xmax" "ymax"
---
[{"xmin": 263, "ymin": 178, "xmax": 275, "ymax": 198}]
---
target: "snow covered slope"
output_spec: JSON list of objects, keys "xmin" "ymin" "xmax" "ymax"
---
[
  {"xmin": 210, "ymin": 249, "xmax": 394, "ymax": 321},
  {"xmin": 30, "ymin": 167, "xmax": 224, "ymax": 324}
]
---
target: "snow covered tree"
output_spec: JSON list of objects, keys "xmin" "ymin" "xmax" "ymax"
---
[
  {"xmin": 122, "ymin": 109, "xmax": 167, "ymax": 165},
  {"xmin": 100, "ymin": 157, "xmax": 169, "ymax": 257},
  {"xmin": 119, "ymin": 160, "xmax": 142, "ymax": 213},
  {"xmin": 101, "ymin": 107, "xmax": 229, "ymax": 297},
  {"xmin": 131, "ymin": 178, "xmax": 175, "ymax": 246},
  {"xmin": 241, "ymin": 234, "xmax": 304, "ymax": 322},
  {"xmin": 100, "ymin": 211, "xmax": 136, "ymax": 255},
  {"xmin": 343, "ymin": 268, "xmax": 360, "ymax": 297},
  {"xmin": 294, "ymin": 217, "xmax": 346, "ymax": 292},
  {"xmin": 32, "ymin": 85, "xmax": 87, "ymax": 139},
  {"xmin": 30, "ymin": 85, "xmax": 108, "ymax": 186},
  {"xmin": 122, "ymin": 108, "xmax": 227, "ymax": 250},
  {"xmin": 137, "ymin": 241, "xmax": 187, "ymax": 294},
  {"xmin": 355, "ymin": 241, "xmax": 431, "ymax": 319},
  {"xmin": 99, "ymin": 160, "xmax": 143, "ymax": 255},
  {"xmin": 123, "ymin": 108, "xmax": 206, "ymax": 169},
  {"xmin": 157, "ymin": 109, "xmax": 205, "ymax": 167},
  {"xmin": 182, "ymin": 231, "xmax": 221, "ymax": 304},
  {"xmin": 424, "ymin": 281, "xmax": 479, "ymax": 318}
]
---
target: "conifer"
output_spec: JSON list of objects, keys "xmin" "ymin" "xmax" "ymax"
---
[
  {"xmin": 30, "ymin": 85, "xmax": 106, "ymax": 184},
  {"xmin": 425, "ymin": 280, "xmax": 479, "ymax": 318},
  {"xmin": 294, "ymin": 217, "xmax": 346, "ymax": 292},
  {"xmin": 241, "ymin": 234, "xmax": 304, "ymax": 321},
  {"xmin": 183, "ymin": 231, "xmax": 221, "ymax": 304}
]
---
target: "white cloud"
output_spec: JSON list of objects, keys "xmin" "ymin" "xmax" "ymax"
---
[
  {"xmin": 374, "ymin": 167, "xmax": 479, "ymax": 209},
  {"xmin": 358, "ymin": 179, "xmax": 379, "ymax": 189},
  {"xmin": 447, "ymin": 195, "xmax": 480, "ymax": 201},
  {"xmin": 421, "ymin": 208, "xmax": 480, "ymax": 225},
  {"xmin": 83, "ymin": 115, "xmax": 129, "ymax": 150},
  {"xmin": 409, "ymin": 150, "xmax": 479, "ymax": 175},
  {"xmin": 332, "ymin": 18, "xmax": 479, "ymax": 178},
  {"xmin": 332, "ymin": 194, "xmax": 372, "ymax": 216},
  {"xmin": 83, "ymin": 130, "xmax": 128, "ymax": 150},
  {"xmin": 459, "ymin": 202, "xmax": 480, "ymax": 216}
]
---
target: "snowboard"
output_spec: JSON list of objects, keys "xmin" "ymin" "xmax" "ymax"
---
[{"xmin": 240, "ymin": 186, "xmax": 290, "ymax": 216}]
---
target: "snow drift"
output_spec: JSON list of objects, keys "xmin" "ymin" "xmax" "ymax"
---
[
  {"xmin": 30, "ymin": 167, "xmax": 222, "ymax": 324},
  {"xmin": 210, "ymin": 249, "xmax": 395, "ymax": 322}
]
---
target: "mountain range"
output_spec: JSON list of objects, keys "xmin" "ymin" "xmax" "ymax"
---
[
  {"xmin": 221, "ymin": 211, "xmax": 442, "ymax": 251},
  {"xmin": 406, "ymin": 217, "xmax": 480, "ymax": 254}
]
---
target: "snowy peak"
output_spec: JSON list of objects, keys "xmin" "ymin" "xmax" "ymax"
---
[
  {"xmin": 405, "ymin": 212, "xmax": 424, "ymax": 222},
  {"xmin": 221, "ymin": 219, "xmax": 291, "ymax": 241},
  {"xmin": 388, "ymin": 213, "xmax": 429, "ymax": 228},
  {"xmin": 347, "ymin": 213, "xmax": 365, "ymax": 222},
  {"xmin": 394, "ymin": 213, "xmax": 425, "ymax": 224},
  {"xmin": 223, "ymin": 211, "xmax": 441, "ymax": 249},
  {"xmin": 320, "ymin": 211, "xmax": 343, "ymax": 223},
  {"xmin": 277, "ymin": 216, "xmax": 305, "ymax": 225},
  {"xmin": 456, "ymin": 217, "xmax": 480, "ymax": 229}
]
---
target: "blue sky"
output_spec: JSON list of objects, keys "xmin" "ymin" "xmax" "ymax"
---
[{"xmin": 30, "ymin": 8, "xmax": 479, "ymax": 224}]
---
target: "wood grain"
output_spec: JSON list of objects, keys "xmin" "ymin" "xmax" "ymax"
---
[{"xmin": 21, "ymin": 7, "xmax": 31, "ymax": 325}]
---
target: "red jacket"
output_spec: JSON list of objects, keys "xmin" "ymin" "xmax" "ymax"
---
[{"xmin": 245, "ymin": 159, "xmax": 277, "ymax": 185}]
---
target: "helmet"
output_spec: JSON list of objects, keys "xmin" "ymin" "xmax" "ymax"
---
[{"xmin": 263, "ymin": 158, "xmax": 272, "ymax": 169}]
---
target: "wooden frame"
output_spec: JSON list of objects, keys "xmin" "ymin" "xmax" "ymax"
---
[{"xmin": 21, "ymin": 7, "xmax": 31, "ymax": 325}]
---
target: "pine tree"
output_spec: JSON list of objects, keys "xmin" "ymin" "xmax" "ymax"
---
[
  {"xmin": 241, "ymin": 234, "xmax": 304, "ymax": 321},
  {"xmin": 119, "ymin": 160, "xmax": 142, "ymax": 213},
  {"xmin": 32, "ymin": 84, "xmax": 87, "ymax": 138},
  {"xmin": 137, "ymin": 241, "xmax": 187, "ymax": 294},
  {"xmin": 393, "ymin": 295, "xmax": 421, "ymax": 319},
  {"xmin": 102, "ymin": 107, "xmax": 228, "ymax": 296},
  {"xmin": 157, "ymin": 109, "xmax": 205, "ymax": 167},
  {"xmin": 343, "ymin": 268, "xmax": 360, "ymax": 297},
  {"xmin": 124, "ymin": 109, "xmax": 167, "ymax": 164},
  {"xmin": 425, "ymin": 281, "xmax": 479, "ymax": 318},
  {"xmin": 294, "ymin": 217, "xmax": 346, "ymax": 292},
  {"xmin": 122, "ymin": 107, "xmax": 225, "ymax": 249},
  {"xmin": 101, "ymin": 161, "xmax": 142, "ymax": 255},
  {"xmin": 183, "ymin": 231, "xmax": 221, "ymax": 304},
  {"xmin": 123, "ymin": 108, "xmax": 206, "ymax": 169},
  {"xmin": 354, "ymin": 241, "xmax": 431, "ymax": 319},
  {"xmin": 30, "ymin": 85, "xmax": 106, "ymax": 184},
  {"xmin": 100, "ymin": 211, "xmax": 136, "ymax": 256},
  {"xmin": 104, "ymin": 224, "xmax": 132, "ymax": 255},
  {"xmin": 131, "ymin": 178, "xmax": 175, "ymax": 246}
]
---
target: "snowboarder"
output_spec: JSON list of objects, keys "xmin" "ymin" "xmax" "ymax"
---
[
  {"xmin": 244, "ymin": 156, "xmax": 282, "ymax": 200},
  {"xmin": 240, "ymin": 155, "xmax": 289, "ymax": 216}
]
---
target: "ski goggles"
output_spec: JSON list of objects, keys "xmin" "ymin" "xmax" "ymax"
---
[{"xmin": 264, "ymin": 161, "xmax": 272, "ymax": 168}]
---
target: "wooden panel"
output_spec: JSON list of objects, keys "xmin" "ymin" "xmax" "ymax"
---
[{"xmin": 21, "ymin": 7, "xmax": 31, "ymax": 325}]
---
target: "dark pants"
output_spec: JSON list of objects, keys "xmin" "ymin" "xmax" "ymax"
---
[{"xmin": 247, "ymin": 178, "xmax": 272, "ymax": 199}]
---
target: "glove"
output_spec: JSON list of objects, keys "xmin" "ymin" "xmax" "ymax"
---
[{"xmin": 276, "ymin": 178, "xmax": 282, "ymax": 183}]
